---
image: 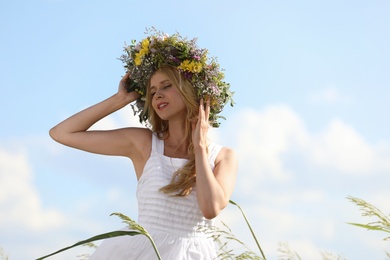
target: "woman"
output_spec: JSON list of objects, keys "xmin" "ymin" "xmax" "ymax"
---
[{"xmin": 50, "ymin": 29, "xmax": 237, "ymax": 259}]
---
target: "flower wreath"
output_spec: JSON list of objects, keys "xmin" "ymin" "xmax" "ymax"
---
[{"xmin": 119, "ymin": 28, "xmax": 234, "ymax": 127}]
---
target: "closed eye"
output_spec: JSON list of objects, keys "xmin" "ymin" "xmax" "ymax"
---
[{"xmin": 150, "ymin": 84, "xmax": 171, "ymax": 96}]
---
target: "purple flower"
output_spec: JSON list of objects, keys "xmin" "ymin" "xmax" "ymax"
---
[
  {"xmin": 210, "ymin": 85, "xmax": 220, "ymax": 95},
  {"xmin": 184, "ymin": 71, "xmax": 193, "ymax": 80},
  {"xmin": 169, "ymin": 56, "xmax": 181, "ymax": 65}
]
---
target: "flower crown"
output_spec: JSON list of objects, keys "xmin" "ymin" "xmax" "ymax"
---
[{"xmin": 119, "ymin": 28, "xmax": 234, "ymax": 127}]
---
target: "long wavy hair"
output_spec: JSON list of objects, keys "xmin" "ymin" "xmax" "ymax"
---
[{"xmin": 142, "ymin": 65, "xmax": 203, "ymax": 196}]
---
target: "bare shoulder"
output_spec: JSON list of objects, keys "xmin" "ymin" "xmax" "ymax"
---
[
  {"xmin": 214, "ymin": 146, "xmax": 238, "ymax": 177},
  {"xmin": 216, "ymin": 146, "xmax": 238, "ymax": 164},
  {"xmin": 213, "ymin": 146, "xmax": 238, "ymax": 192}
]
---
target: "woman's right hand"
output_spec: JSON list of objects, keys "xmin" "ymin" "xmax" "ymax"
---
[{"xmin": 117, "ymin": 72, "xmax": 141, "ymax": 103}]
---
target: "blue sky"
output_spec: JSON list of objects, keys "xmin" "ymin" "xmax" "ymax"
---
[{"xmin": 1, "ymin": 0, "xmax": 390, "ymax": 259}]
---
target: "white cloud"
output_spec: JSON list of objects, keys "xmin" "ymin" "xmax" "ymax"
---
[
  {"xmin": 309, "ymin": 118, "xmax": 390, "ymax": 174},
  {"xmin": 0, "ymin": 148, "xmax": 65, "ymax": 231},
  {"xmin": 228, "ymin": 105, "xmax": 390, "ymax": 189},
  {"xmin": 308, "ymin": 86, "xmax": 353, "ymax": 104},
  {"xmin": 231, "ymin": 105, "xmax": 309, "ymax": 185}
]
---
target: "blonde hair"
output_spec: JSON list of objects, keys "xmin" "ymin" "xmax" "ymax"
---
[{"xmin": 143, "ymin": 65, "xmax": 202, "ymax": 196}]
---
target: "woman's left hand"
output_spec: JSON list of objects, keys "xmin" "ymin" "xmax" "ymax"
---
[{"xmin": 192, "ymin": 99, "xmax": 210, "ymax": 150}]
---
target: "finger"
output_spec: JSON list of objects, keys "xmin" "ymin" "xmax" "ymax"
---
[
  {"xmin": 200, "ymin": 98, "xmax": 204, "ymax": 110},
  {"xmin": 191, "ymin": 119, "xmax": 197, "ymax": 131},
  {"xmin": 205, "ymin": 99, "xmax": 210, "ymax": 121},
  {"xmin": 124, "ymin": 71, "xmax": 131, "ymax": 78},
  {"xmin": 199, "ymin": 99, "xmax": 205, "ymax": 120},
  {"xmin": 121, "ymin": 72, "xmax": 131, "ymax": 84}
]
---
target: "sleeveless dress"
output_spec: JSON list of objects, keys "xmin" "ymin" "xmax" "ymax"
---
[{"xmin": 89, "ymin": 133, "xmax": 222, "ymax": 259}]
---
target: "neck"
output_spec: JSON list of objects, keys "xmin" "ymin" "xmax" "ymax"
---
[
  {"xmin": 166, "ymin": 118, "xmax": 187, "ymax": 145},
  {"xmin": 162, "ymin": 119, "xmax": 190, "ymax": 159}
]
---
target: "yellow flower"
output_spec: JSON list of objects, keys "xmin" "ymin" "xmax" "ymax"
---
[
  {"xmin": 139, "ymin": 48, "xmax": 148, "ymax": 56},
  {"xmin": 179, "ymin": 60, "xmax": 203, "ymax": 73},
  {"xmin": 134, "ymin": 39, "xmax": 150, "ymax": 66},
  {"xmin": 178, "ymin": 60, "xmax": 190, "ymax": 71},
  {"xmin": 141, "ymin": 38, "xmax": 150, "ymax": 49},
  {"xmin": 134, "ymin": 52, "xmax": 142, "ymax": 66},
  {"xmin": 192, "ymin": 62, "xmax": 203, "ymax": 73},
  {"xmin": 140, "ymin": 39, "xmax": 150, "ymax": 55}
]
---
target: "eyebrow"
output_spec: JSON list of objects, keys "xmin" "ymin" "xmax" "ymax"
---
[{"xmin": 150, "ymin": 79, "xmax": 171, "ymax": 90}]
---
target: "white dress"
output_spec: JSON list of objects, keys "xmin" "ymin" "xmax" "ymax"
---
[{"xmin": 89, "ymin": 133, "xmax": 222, "ymax": 260}]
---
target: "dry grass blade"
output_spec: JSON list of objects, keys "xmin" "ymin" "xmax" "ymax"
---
[
  {"xmin": 346, "ymin": 196, "xmax": 390, "ymax": 241},
  {"xmin": 277, "ymin": 242, "xmax": 302, "ymax": 260},
  {"xmin": 320, "ymin": 251, "xmax": 347, "ymax": 260},
  {"xmin": 76, "ymin": 243, "xmax": 98, "ymax": 260},
  {"xmin": 201, "ymin": 220, "xmax": 263, "ymax": 259}
]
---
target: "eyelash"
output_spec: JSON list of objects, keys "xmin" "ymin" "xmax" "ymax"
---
[{"xmin": 151, "ymin": 84, "xmax": 171, "ymax": 96}]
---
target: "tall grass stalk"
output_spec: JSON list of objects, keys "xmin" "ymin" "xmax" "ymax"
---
[
  {"xmin": 36, "ymin": 213, "xmax": 161, "ymax": 260},
  {"xmin": 111, "ymin": 213, "xmax": 162, "ymax": 259},
  {"xmin": 346, "ymin": 196, "xmax": 390, "ymax": 241},
  {"xmin": 347, "ymin": 196, "xmax": 390, "ymax": 259},
  {"xmin": 277, "ymin": 242, "xmax": 302, "ymax": 260},
  {"xmin": 277, "ymin": 242, "xmax": 348, "ymax": 260},
  {"xmin": 36, "ymin": 230, "xmax": 144, "ymax": 260},
  {"xmin": 229, "ymin": 200, "xmax": 267, "ymax": 260},
  {"xmin": 320, "ymin": 251, "xmax": 347, "ymax": 260},
  {"xmin": 205, "ymin": 221, "xmax": 263, "ymax": 259}
]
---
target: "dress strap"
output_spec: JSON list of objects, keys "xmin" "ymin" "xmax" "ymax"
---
[
  {"xmin": 208, "ymin": 142, "xmax": 223, "ymax": 167},
  {"xmin": 152, "ymin": 133, "xmax": 164, "ymax": 154}
]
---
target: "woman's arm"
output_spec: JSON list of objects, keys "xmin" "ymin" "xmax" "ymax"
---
[
  {"xmin": 192, "ymin": 99, "xmax": 238, "ymax": 219},
  {"xmin": 194, "ymin": 147, "xmax": 238, "ymax": 219},
  {"xmin": 49, "ymin": 73, "xmax": 150, "ymax": 160}
]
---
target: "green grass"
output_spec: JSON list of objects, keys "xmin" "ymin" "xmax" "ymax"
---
[
  {"xmin": 36, "ymin": 213, "xmax": 161, "ymax": 260},
  {"xmin": 31, "ymin": 196, "xmax": 390, "ymax": 259}
]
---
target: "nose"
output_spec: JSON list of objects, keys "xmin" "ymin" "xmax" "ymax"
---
[{"xmin": 155, "ymin": 89, "xmax": 163, "ymax": 99}]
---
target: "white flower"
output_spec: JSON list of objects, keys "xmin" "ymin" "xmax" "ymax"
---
[{"xmin": 157, "ymin": 33, "xmax": 169, "ymax": 41}]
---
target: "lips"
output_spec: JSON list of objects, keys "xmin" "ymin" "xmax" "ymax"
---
[{"xmin": 157, "ymin": 102, "xmax": 168, "ymax": 110}]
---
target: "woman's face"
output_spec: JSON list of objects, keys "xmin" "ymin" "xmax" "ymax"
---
[{"xmin": 150, "ymin": 71, "xmax": 186, "ymax": 121}]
